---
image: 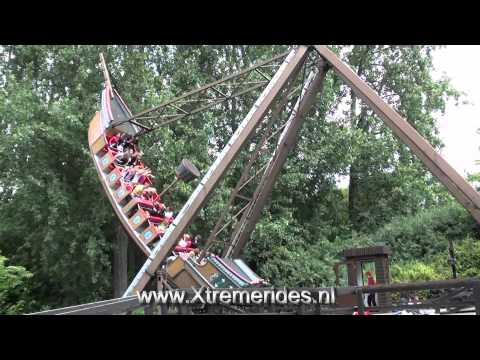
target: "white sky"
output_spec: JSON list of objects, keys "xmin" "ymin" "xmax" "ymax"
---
[{"xmin": 434, "ymin": 45, "xmax": 480, "ymax": 178}]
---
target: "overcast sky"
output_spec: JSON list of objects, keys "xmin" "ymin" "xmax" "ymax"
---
[{"xmin": 434, "ymin": 45, "xmax": 479, "ymax": 177}]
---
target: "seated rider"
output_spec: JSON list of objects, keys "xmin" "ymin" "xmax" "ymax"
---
[
  {"xmin": 164, "ymin": 206, "xmax": 175, "ymax": 224},
  {"xmin": 107, "ymin": 133, "xmax": 121, "ymax": 151},
  {"xmin": 123, "ymin": 166, "xmax": 152, "ymax": 185},
  {"xmin": 142, "ymin": 187, "xmax": 159, "ymax": 202},
  {"xmin": 119, "ymin": 133, "xmax": 137, "ymax": 151},
  {"xmin": 132, "ymin": 184, "xmax": 146, "ymax": 197},
  {"xmin": 111, "ymin": 133, "xmax": 133, "ymax": 152},
  {"xmin": 164, "ymin": 234, "xmax": 200, "ymax": 264},
  {"xmin": 114, "ymin": 147, "xmax": 142, "ymax": 167},
  {"xmin": 114, "ymin": 147, "xmax": 132, "ymax": 166},
  {"xmin": 192, "ymin": 235, "xmax": 202, "ymax": 249},
  {"xmin": 134, "ymin": 167, "xmax": 153, "ymax": 185},
  {"xmin": 126, "ymin": 150, "xmax": 143, "ymax": 167},
  {"xmin": 174, "ymin": 234, "xmax": 198, "ymax": 254},
  {"xmin": 123, "ymin": 167, "xmax": 137, "ymax": 183},
  {"xmin": 151, "ymin": 201, "xmax": 166, "ymax": 217}
]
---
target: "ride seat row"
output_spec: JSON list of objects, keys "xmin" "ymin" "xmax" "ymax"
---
[{"xmin": 94, "ymin": 132, "xmax": 175, "ymax": 246}]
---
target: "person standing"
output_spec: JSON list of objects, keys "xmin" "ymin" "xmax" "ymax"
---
[{"xmin": 366, "ymin": 271, "xmax": 377, "ymax": 307}]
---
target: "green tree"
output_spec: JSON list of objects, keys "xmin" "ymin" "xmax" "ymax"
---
[
  {"xmin": 0, "ymin": 45, "xmax": 291, "ymax": 309},
  {"xmin": 0, "ymin": 45, "xmax": 470, "ymax": 310},
  {"xmin": 0, "ymin": 254, "xmax": 33, "ymax": 314},
  {"xmin": 342, "ymin": 45, "xmax": 460, "ymax": 232}
]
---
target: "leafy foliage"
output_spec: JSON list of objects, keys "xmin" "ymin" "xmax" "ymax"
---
[
  {"xmin": 0, "ymin": 45, "xmax": 477, "ymax": 312},
  {"xmin": 0, "ymin": 254, "xmax": 33, "ymax": 314},
  {"xmin": 391, "ymin": 261, "xmax": 444, "ymax": 283},
  {"xmin": 362, "ymin": 202, "xmax": 478, "ymax": 263}
]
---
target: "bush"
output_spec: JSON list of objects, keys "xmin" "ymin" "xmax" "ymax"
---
[
  {"xmin": 430, "ymin": 237, "xmax": 480, "ymax": 279},
  {"xmin": 391, "ymin": 261, "xmax": 445, "ymax": 283},
  {"xmin": 0, "ymin": 255, "xmax": 34, "ymax": 314},
  {"xmin": 366, "ymin": 202, "xmax": 477, "ymax": 263},
  {"xmin": 390, "ymin": 260, "xmax": 448, "ymax": 301}
]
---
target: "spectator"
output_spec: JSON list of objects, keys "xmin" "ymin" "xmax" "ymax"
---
[{"xmin": 366, "ymin": 271, "xmax": 377, "ymax": 307}]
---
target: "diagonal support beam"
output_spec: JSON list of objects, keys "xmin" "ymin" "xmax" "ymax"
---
[
  {"xmin": 225, "ymin": 60, "xmax": 329, "ymax": 258},
  {"xmin": 199, "ymin": 74, "xmax": 300, "ymax": 260},
  {"xmin": 313, "ymin": 45, "xmax": 480, "ymax": 224},
  {"xmin": 122, "ymin": 46, "xmax": 310, "ymax": 297}
]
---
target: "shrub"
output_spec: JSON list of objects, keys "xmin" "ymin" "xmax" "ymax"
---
[
  {"xmin": 0, "ymin": 255, "xmax": 34, "ymax": 314},
  {"xmin": 366, "ymin": 202, "xmax": 477, "ymax": 263}
]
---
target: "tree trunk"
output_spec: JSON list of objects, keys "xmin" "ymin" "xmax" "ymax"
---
[
  {"xmin": 348, "ymin": 107, "xmax": 369, "ymax": 228},
  {"xmin": 113, "ymin": 223, "xmax": 128, "ymax": 298},
  {"xmin": 127, "ymin": 235, "xmax": 146, "ymax": 279},
  {"xmin": 348, "ymin": 164, "xmax": 360, "ymax": 226},
  {"xmin": 348, "ymin": 89, "xmax": 361, "ymax": 226},
  {"xmin": 347, "ymin": 47, "xmax": 370, "ymax": 228}
]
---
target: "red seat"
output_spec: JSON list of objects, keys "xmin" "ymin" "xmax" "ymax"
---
[
  {"xmin": 137, "ymin": 199, "xmax": 155, "ymax": 210},
  {"xmin": 141, "ymin": 191, "xmax": 159, "ymax": 203},
  {"xmin": 120, "ymin": 180, "xmax": 134, "ymax": 192},
  {"xmin": 148, "ymin": 215, "xmax": 165, "ymax": 224},
  {"xmin": 143, "ymin": 177, "xmax": 153, "ymax": 186}
]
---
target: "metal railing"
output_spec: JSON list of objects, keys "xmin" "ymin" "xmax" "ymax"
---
[{"xmin": 29, "ymin": 278, "xmax": 480, "ymax": 315}]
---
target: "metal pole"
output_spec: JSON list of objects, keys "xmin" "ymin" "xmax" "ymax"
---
[
  {"xmin": 159, "ymin": 177, "xmax": 179, "ymax": 198},
  {"xmin": 99, "ymin": 53, "xmax": 113, "ymax": 99},
  {"xmin": 448, "ymin": 239, "xmax": 457, "ymax": 279},
  {"xmin": 356, "ymin": 289, "xmax": 365, "ymax": 315},
  {"xmin": 122, "ymin": 46, "xmax": 310, "ymax": 297},
  {"xmin": 474, "ymin": 282, "xmax": 480, "ymax": 315}
]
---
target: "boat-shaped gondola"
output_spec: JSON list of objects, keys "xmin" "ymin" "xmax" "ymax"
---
[{"xmin": 88, "ymin": 60, "xmax": 266, "ymax": 289}]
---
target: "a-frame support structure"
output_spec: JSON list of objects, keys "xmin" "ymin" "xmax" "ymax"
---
[
  {"xmin": 224, "ymin": 58, "xmax": 329, "ymax": 258},
  {"xmin": 123, "ymin": 45, "xmax": 480, "ymax": 297}
]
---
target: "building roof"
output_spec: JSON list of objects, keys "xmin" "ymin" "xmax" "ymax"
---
[{"xmin": 342, "ymin": 245, "xmax": 392, "ymax": 259}]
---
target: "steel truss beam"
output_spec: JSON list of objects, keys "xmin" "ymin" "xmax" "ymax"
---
[
  {"xmin": 313, "ymin": 45, "xmax": 480, "ymax": 224},
  {"xmin": 199, "ymin": 72, "xmax": 301, "ymax": 258},
  {"xmin": 112, "ymin": 51, "xmax": 292, "ymax": 134},
  {"xmin": 123, "ymin": 46, "xmax": 310, "ymax": 297},
  {"xmin": 201, "ymin": 53, "xmax": 318, "ymax": 256},
  {"xmin": 225, "ymin": 59, "xmax": 329, "ymax": 257}
]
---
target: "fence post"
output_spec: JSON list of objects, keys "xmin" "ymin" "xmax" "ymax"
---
[
  {"xmin": 474, "ymin": 282, "xmax": 480, "ymax": 316},
  {"xmin": 356, "ymin": 289, "xmax": 365, "ymax": 315},
  {"xmin": 158, "ymin": 303, "xmax": 168, "ymax": 315},
  {"xmin": 315, "ymin": 301, "xmax": 322, "ymax": 315},
  {"xmin": 144, "ymin": 304, "xmax": 154, "ymax": 315}
]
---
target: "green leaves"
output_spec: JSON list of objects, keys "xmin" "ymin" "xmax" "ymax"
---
[
  {"xmin": 0, "ymin": 45, "xmax": 471, "ymax": 310},
  {"xmin": 0, "ymin": 255, "xmax": 33, "ymax": 314}
]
